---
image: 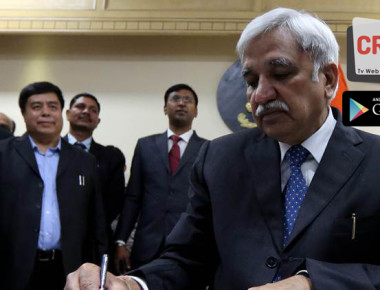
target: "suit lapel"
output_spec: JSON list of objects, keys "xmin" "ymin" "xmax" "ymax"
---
[
  {"xmin": 89, "ymin": 139, "xmax": 101, "ymax": 158},
  {"xmin": 57, "ymin": 138, "xmax": 72, "ymax": 178},
  {"xmin": 14, "ymin": 134, "xmax": 40, "ymax": 176},
  {"xmin": 246, "ymin": 134, "xmax": 284, "ymax": 252},
  {"xmin": 156, "ymin": 132, "xmax": 170, "ymax": 173},
  {"xmin": 287, "ymin": 122, "xmax": 364, "ymax": 246},
  {"xmin": 173, "ymin": 132, "xmax": 202, "ymax": 176}
]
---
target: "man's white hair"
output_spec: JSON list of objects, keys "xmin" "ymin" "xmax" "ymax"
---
[{"xmin": 236, "ymin": 8, "xmax": 340, "ymax": 99}]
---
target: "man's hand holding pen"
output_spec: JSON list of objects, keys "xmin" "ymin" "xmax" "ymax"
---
[{"xmin": 64, "ymin": 263, "xmax": 141, "ymax": 290}]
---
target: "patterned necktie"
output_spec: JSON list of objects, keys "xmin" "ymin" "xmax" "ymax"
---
[
  {"xmin": 283, "ymin": 145, "xmax": 310, "ymax": 246},
  {"xmin": 169, "ymin": 135, "xmax": 181, "ymax": 175},
  {"xmin": 74, "ymin": 142, "xmax": 86, "ymax": 150}
]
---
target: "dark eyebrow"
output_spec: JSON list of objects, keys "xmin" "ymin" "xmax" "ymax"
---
[{"xmin": 268, "ymin": 58, "xmax": 294, "ymax": 68}]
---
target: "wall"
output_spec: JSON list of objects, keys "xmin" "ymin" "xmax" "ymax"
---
[
  {"xmin": 1, "ymin": 17, "xmax": 380, "ymax": 169},
  {"xmin": 0, "ymin": 34, "xmax": 238, "ymax": 167}
]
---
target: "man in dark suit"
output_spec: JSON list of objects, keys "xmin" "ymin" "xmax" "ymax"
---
[
  {"xmin": 65, "ymin": 8, "xmax": 380, "ymax": 290},
  {"xmin": 113, "ymin": 83, "xmax": 207, "ymax": 273},
  {"xmin": 0, "ymin": 82, "xmax": 107, "ymax": 290},
  {"xmin": 65, "ymin": 93, "xmax": 126, "ymax": 252}
]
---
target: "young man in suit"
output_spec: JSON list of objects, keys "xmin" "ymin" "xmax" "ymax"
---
[
  {"xmin": 0, "ymin": 82, "xmax": 107, "ymax": 290},
  {"xmin": 65, "ymin": 93, "xmax": 126, "ymax": 253},
  {"xmin": 66, "ymin": 8, "xmax": 380, "ymax": 290},
  {"xmin": 113, "ymin": 83, "xmax": 207, "ymax": 273}
]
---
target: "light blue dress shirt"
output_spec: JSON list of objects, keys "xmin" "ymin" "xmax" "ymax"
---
[
  {"xmin": 67, "ymin": 133, "xmax": 92, "ymax": 152},
  {"xmin": 29, "ymin": 136, "xmax": 62, "ymax": 250}
]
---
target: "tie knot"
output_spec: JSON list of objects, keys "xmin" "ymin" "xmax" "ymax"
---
[
  {"xmin": 170, "ymin": 135, "xmax": 181, "ymax": 144},
  {"xmin": 74, "ymin": 142, "xmax": 86, "ymax": 150},
  {"xmin": 286, "ymin": 145, "xmax": 309, "ymax": 167}
]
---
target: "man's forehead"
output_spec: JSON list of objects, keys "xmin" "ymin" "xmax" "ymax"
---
[
  {"xmin": 28, "ymin": 93, "xmax": 59, "ymax": 103},
  {"xmin": 170, "ymin": 89, "xmax": 194, "ymax": 97},
  {"xmin": 242, "ymin": 57, "xmax": 295, "ymax": 76},
  {"xmin": 75, "ymin": 96, "xmax": 97, "ymax": 106}
]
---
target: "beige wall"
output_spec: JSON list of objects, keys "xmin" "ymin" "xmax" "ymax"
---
[
  {"xmin": 0, "ymin": 34, "xmax": 238, "ymax": 166},
  {"xmin": 1, "ymin": 20, "xmax": 380, "ymax": 169}
]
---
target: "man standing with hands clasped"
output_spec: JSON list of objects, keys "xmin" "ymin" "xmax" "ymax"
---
[
  {"xmin": 65, "ymin": 93, "xmax": 126, "ymax": 255},
  {"xmin": 66, "ymin": 7, "xmax": 380, "ymax": 290},
  {"xmin": 113, "ymin": 83, "xmax": 207, "ymax": 273}
]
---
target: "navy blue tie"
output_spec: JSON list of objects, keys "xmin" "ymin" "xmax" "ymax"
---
[
  {"xmin": 74, "ymin": 142, "xmax": 86, "ymax": 150},
  {"xmin": 283, "ymin": 145, "xmax": 310, "ymax": 246}
]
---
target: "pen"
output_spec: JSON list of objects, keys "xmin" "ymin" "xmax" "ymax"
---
[
  {"xmin": 99, "ymin": 254, "xmax": 108, "ymax": 290},
  {"xmin": 351, "ymin": 213, "xmax": 356, "ymax": 240}
]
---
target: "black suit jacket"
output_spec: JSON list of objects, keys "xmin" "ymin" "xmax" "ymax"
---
[
  {"xmin": 63, "ymin": 136, "xmax": 126, "ymax": 230},
  {"xmin": 0, "ymin": 135, "xmax": 107, "ymax": 290},
  {"xmin": 88, "ymin": 139, "xmax": 126, "ymax": 226},
  {"xmin": 115, "ymin": 131, "xmax": 207, "ymax": 267},
  {"xmin": 0, "ymin": 127, "xmax": 12, "ymax": 140},
  {"xmin": 134, "ymin": 110, "xmax": 380, "ymax": 289}
]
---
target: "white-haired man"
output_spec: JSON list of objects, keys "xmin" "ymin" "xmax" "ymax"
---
[{"xmin": 65, "ymin": 7, "xmax": 380, "ymax": 290}]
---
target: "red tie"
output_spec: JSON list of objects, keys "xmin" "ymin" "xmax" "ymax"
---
[{"xmin": 169, "ymin": 135, "xmax": 181, "ymax": 175}]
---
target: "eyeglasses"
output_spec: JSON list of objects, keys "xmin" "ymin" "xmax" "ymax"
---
[{"xmin": 168, "ymin": 95, "xmax": 195, "ymax": 104}]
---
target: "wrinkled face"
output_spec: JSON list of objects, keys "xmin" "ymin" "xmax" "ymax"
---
[
  {"xmin": 22, "ymin": 92, "xmax": 63, "ymax": 139},
  {"xmin": 243, "ymin": 29, "xmax": 336, "ymax": 145},
  {"xmin": 164, "ymin": 89, "xmax": 198, "ymax": 128},
  {"xmin": 66, "ymin": 96, "xmax": 100, "ymax": 132}
]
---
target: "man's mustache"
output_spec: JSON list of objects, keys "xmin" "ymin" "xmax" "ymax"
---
[{"xmin": 255, "ymin": 101, "xmax": 289, "ymax": 118}]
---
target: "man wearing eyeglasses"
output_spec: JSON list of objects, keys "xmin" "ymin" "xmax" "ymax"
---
[{"xmin": 113, "ymin": 83, "xmax": 207, "ymax": 273}]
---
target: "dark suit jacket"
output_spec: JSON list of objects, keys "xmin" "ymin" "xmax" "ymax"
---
[
  {"xmin": 115, "ymin": 131, "xmax": 207, "ymax": 267},
  {"xmin": 88, "ymin": 139, "xmax": 126, "ymax": 226},
  {"xmin": 63, "ymin": 136, "xmax": 126, "ymax": 232},
  {"xmin": 133, "ymin": 109, "xmax": 380, "ymax": 289},
  {"xmin": 0, "ymin": 127, "xmax": 12, "ymax": 140},
  {"xmin": 0, "ymin": 135, "xmax": 108, "ymax": 290}
]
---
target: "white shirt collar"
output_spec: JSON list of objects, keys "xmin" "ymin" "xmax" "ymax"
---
[
  {"xmin": 67, "ymin": 133, "xmax": 93, "ymax": 151},
  {"xmin": 167, "ymin": 128, "xmax": 194, "ymax": 143},
  {"xmin": 279, "ymin": 106, "xmax": 336, "ymax": 163}
]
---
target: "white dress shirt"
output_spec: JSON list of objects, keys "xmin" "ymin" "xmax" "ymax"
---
[
  {"xmin": 279, "ymin": 106, "xmax": 336, "ymax": 191},
  {"xmin": 67, "ymin": 133, "xmax": 92, "ymax": 152},
  {"xmin": 167, "ymin": 128, "xmax": 194, "ymax": 157}
]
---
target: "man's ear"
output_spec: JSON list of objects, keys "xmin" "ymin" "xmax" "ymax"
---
[
  {"xmin": 322, "ymin": 62, "xmax": 338, "ymax": 100},
  {"xmin": 163, "ymin": 105, "xmax": 168, "ymax": 115},
  {"xmin": 65, "ymin": 109, "xmax": 70, "ymax": 121}
]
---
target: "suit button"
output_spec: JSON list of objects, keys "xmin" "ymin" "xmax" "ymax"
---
[
  {"xmin": 266, "ymin": 257, "xmax": 278, "ymax": 269},
  {"xmin": 34, "ymin": 228, "xmax": 39, "ymax": 233},
  {"xmin": 36, "ymin": 204, "xmax": 41, "ymax": 209},
  {"xmin": 38, "ymin": 182, "xmax": 44, "ymax": 188}
]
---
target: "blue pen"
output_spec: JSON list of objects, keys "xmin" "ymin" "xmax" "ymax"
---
[{"xmin": 99, "ymin": 254, "xmax": 108, "ymax": 290}]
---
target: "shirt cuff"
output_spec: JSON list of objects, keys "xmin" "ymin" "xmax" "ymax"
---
[
  {"xmin": 130, "ymin": 275, "xmax": 149, "ymax": 290},
  {"xmin": 115, "ymin": 240, "xmax": 126, "ymax": 246},
  {"xmin": 296, "ymin": 270, "xmax": 309, "ymax": 277}
]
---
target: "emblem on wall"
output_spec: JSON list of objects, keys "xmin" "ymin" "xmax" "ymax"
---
[{"xmin": 217, "ymin": 60, "xmax": 256, "ymax": 132}]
